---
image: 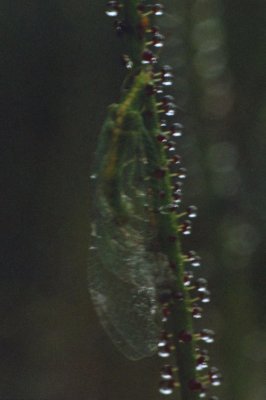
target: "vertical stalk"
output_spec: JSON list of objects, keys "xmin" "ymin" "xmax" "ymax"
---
[
  {"xmin": 92, "ymin": 1, "xmax": 221, "ymax": 399},
  {"xmin": 142, "ymin": 96, "xmax": 199, "ymax": 400},
  {"xmin": 123, "ymin": 0, "xmax": 145, "ymax": 67}
]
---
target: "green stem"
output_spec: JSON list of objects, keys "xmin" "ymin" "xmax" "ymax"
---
[
  {"xmin": 123, "ymin": 0, "xmax": 145, "ymax": 67},
  {"xmin": 99, "ymin": 1, "xmax": 215, "ymax": 398},
  {"xmin": 143, "ymin": 97, "xmax": 199, "ymax": 400},
  {"xmin": 120, "ymin": 1, "xmax": 201, "ymax": 398}
]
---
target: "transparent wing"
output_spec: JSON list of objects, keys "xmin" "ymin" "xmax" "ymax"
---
[
  {"xmin": 88, "ymin": 173, "xmax": 166, "ymax": 360},
  {"xmin": 88, "ymin": 109, "xmax": 170, "ymax": 360},
  {"xmin": 88, "ymin": 227, "xmax": 162, "ymax": 360}
]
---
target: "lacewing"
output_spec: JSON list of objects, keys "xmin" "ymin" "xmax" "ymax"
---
[{"xmin": 88, "ymin": 104, "xmax": 174, "ymax": 360}]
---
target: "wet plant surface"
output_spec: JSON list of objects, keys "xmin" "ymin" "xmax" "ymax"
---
[{"xmin": 1, "ymin": 1, "xmax": 265, "ymax": 399}]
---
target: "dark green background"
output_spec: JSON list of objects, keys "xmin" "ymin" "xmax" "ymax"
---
[{"xmin": 1, "ymin": 1, "xmax": 265, "ymax": 399}]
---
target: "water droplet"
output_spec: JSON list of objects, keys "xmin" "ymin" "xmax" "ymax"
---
[
  {"xmin": 195, "ymin": 278, "xmax": 208, "ymax": 292},
  {"xmin": 161, "ymin": 95, "xmax": 175, "ymax": 105},
  {"xmin": 161, "ymin": 65, "xmax": 173, "ymax": 75},
  {"xmin": 152, "ymin": 32, "xmax": 165, "ymax": 48},
  {"xmin": 187, "ymin": 205, "xmax": 198, "ymax": 218},
  {"xmin": 105, "ymin": 1, "xmax": 121, "ymax": 17},
  {"xmin": 158, "ymin": 344, "xmax": 171, "ymax": 358},
  {"xmin": 157, "ymin": 134, "xmax": 167, "ymax": 143},
  {"xmin": 160, "ymin": 65, "xmax": 174, "ymax": 86},
  {"xmin": 158, "ymin": 331, "xmax": 169, "ymax": 346},
  {"xmin": 170, "ymin": 122, "xmax": 183, "ymax": 137},
  {"xmin": 160, "ymin": 365, "xmax": 174, "ymax": 379},
  {"xmin": 152, "ymin": 4, "xmax": 164, "ymax": 16},
  {"xmin": 196, "ymin": 355, "xmax": 208, "ymax": 371},
  {"xmin": 159, "ymin": 379, "xmax": 175, "ymax": 395},
  {"xmin": 173, "ymin": 181, "xmax": 183, "ymax": 191},
  {"xmin": 184, "ymin": 270, "xmax": 194, "ymax": 286},
  {"xmin": 160, "ymin": 119, "xmax": 168, "ymax": 130},
  {"xmin": 165, "ymin": 140, "xmax": 176, "ymax": 152},
  {"xmin": 209, "ymin": 367, "xmax": 222, "ymax": 386},
  {"xmin": 199, "ymin": 389, "xmax": 207, "ymax": 398},
  {"xmin": 121, "ymin": 54, "xmax": 133, "ymax": 69},
  {"xmin": 90, "ymin": 174, "xmax": 97, "ymax": 180},
  {"xmin": 191, "ymin": 255, "xmax": 201, "ymax": 267},
  {"xmin": 162, "ymin": 75, "xmax": 174, "ymax": 86},
  {"xmin": 192, "ymin": 305, "xmax": 202, "ymax": 319},
  {"xmin": 178, "ymin": 167, "xmax": 187, "ymax": 179},
  {"xmin": 181, "ymin": 220, "xmax": 192, "ymax": 235},
  {"xmin": 167, "ymin": 203, "xmax": 179, "ymax": 212},
  {"xmin": 155, "ymin": 84, "xmax": 164, "ymax": 93},
  {"xmin": 142, "ymin": 49, "xmax": 157, "ymax": 64},
  {"xmin": 199, "ymin": 289, "xmax": 211, "ymax": 303},
  {"xmin": 164, "ymin": 103, "xmax": 177, "ymax": 116},
  {"xmin": 200, "ymin": 329, "xmax": 215, "ymax": 343},
  {"xmin": 185, "ymin": 251, "xmax": 202, "ymax": 267},
  {"xmin": 173, "ymin": 187, "xmax": 182, "ymax": 196},
  {"xmin": 171, "ymin": 155, "xmax": 182, "ymax": 165}
]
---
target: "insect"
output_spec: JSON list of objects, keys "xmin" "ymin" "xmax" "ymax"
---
[{"xmin": 88, "ymin": 97, "xmax": 175, "ymax": 360}]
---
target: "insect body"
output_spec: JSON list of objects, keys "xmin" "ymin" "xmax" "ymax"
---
[{"xmin": 88, "ymin": 90, "xmax": 174, "ymax": 360}]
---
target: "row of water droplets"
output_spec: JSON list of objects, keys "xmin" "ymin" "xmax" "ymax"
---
[{"xmin": 105, "ymin": 1, "xmax": 221, "ymax": 399}]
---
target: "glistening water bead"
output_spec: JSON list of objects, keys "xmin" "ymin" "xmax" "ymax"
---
[
  {"xmin": 187, "ymin": 205, "xmax": 198, "ymax": 218},
  {"xmin": 209, "ymin": 367, "xmax": 222, "ymax": 386},
  {"xmin": 200, "ymin": 329, "xmax": 215, "ymax": 344},
  {"xmin": 105, "ymin": 1, "xmax": 121, "ymax": 17},
  {"xmin": 151, "ymin": 32, "xmax": 165, "ymax": 48},
  {"xmin": 158, "ymin": 344, "xmax": 172, "ymax": 358},
  {"xmin": 160, "ymin": 365, "xmax": 174, "ymax": 379},
  {"xmin": 159, "ymin": 379, "xmax": 175, "ymax": 395},
  {"xmin": 142, "ymin": 49, "xmax": 157, "ymax": 64},
  {"xmin": 152, "ymin": 4, "xmax": 164, "ymax": 16}
]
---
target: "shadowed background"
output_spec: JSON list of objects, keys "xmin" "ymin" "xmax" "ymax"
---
[{"xmin": 1, "ymin": 1, "xmax": 265, "ymax": 399}]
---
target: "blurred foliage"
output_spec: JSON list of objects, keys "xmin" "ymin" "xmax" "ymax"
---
[{"xmin": 1, "ymin": 1, "xmax": 265, "ymax": 400}]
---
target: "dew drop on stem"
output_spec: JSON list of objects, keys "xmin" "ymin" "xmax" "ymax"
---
[
  {"xmin": 105, "ymin": 1, "xmax": 121, "ymax": 17},
  {"xmin": 142, "ymin": 49, "xmax": 157, "ymax": 64},
  {"xmin": 171, "ymin": 122, "xmax": 183, "ymax": 137},
  {"xmin": 200, "ymin": 329, "xmax": 215, "ymax": 344},
  {"xmin": 159, "ymin": 379, "xmax": 175, "ymax": 395},
  {"xmin": 195, "ymin": 278, "xmax": 208, "ymax": 292},
  {"xmin": 158, "ymin": 344, "xmax": 171, "ymax": 358},
  {"xmin": 160, "ymin": 365, "xmax": 174, "ymax": 379},
  {"xmin": 187, "ymin": 205, "xmax": 198, "ymax": 219},
  {"xmin": 152, "ymin": 4, "xmax": 164, "ymax": 16},
  {"xmin": 152, "ymin": 33, "xmax": 165, "ymax": 48}
]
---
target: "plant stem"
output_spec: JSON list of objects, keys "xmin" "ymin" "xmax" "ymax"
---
[
  {"xmin": 97, "ymin": 1, "xmax": 220, "ymax": 398},
  {"xmin": 123, "ymin": 0, "xmax": 145, "ymax": 67},
  {"xmin": 143, "ymin": 96, "xmax": 199, "ymax": 400},
  {"xmin": 120, "ymin": 1, "xmax": 201, "ymax": 398}
]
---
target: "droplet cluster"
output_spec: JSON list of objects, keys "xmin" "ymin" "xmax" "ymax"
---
[{"xmin": 105, "ymin": 1, "xmax": 221, "ymax": 398}]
